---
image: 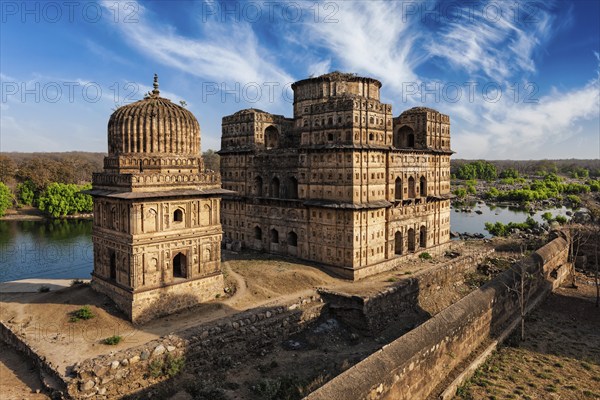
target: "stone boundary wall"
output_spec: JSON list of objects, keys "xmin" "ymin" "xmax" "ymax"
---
[
  {"xmin": 306, "ymin": 236, "xmax": 570, "ymax": 400},
  {"xmin": 0, "ymin": 320, "xmax": 67, "ymax": 397},
  {"xmin": 320, "ymin": 248, "xmax": 494, "ymax": 334},
  {"xmin": 65, "ymin": 294, "xmax": 325, "ymax": 399}
]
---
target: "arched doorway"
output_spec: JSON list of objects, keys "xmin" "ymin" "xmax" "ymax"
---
[
  {"xmin": 255, "ymin": 176, "xmax": 263, "ymax": 197},
  {"xmin": 420, "ymin": 176, "xmax": 427, "ymax": 197},
  {"xmin": 254, "ymin": 226, "xmax": 262, "ymax": 240},
  {"xmin": 420, "ymin": 226, "xmax": 427, "ymax": 248},
  {"xmin": 173, "ymin": 252, "xmax": 186, "ymax": 278},
  {"xmin": 270, "ymin": 177, "xmax": 280, "ymax": 198},
  {"xmin": 265, "ymin": 126, "xmax": 279, "ymax": 149},
  {"xmin": 394, "ymin": 231, "xmax": 403, "ymax": 255},
  {"xmin": 287, "ymin": 231, "xmax": 298, "ymax": 246},
  {"xmin": 408, "ymin": 228, "xmax": 416, "ymax": 252},
  {"xmin": 395, "ymin": 177, "xmax": 402, "ymax": 200},
  {"xmin": 394, "ymin": 126, "xmax": 415, "ymax": 148},
  {"xmin": 287, "ymin": 177, "xmax": 298, "ymax": 199},
  {"xmin": 270, "ymin": 229, "xmax": 279, "ymax": 243},
  {"xmin": 408, "ymin": 177, "xmax": 416, "ymax": 198}
]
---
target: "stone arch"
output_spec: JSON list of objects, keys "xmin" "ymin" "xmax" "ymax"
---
[
  {"xmin": 287, "ymin": 231, "xmax": 298, "ymax": 246},
  {"xmin": 287, "ymin": 176, "xmax": 298, "ymax": 199},
  {"xmin": 420, "ymin": 226, "xmax": 427, "ymax": 248},
  {"xmin": 173, "ymin": 208, "xmax": 184, "ymax": 222},
  {"xmin": 408, "ymin": 176, "xmax": 416, "ymax": 198},
  {"xmin": 265, "ymin": 125, "xmax": 279, "ymax": 149},
  {"xmin": 394, "ymin": 125, "xmax": 415, "ymax": 148},
  {"xmin": 420, "ymin": 176, "xmax": 427, "ymax": 197},
  {"xmin": 395, "ymin": 177, "xmax": 402, "ymax": 200},
  {"xmin": 270, "ymin": 229, "xmax": 279, "ymax": 243},
  {"xmin": 173, "ymin": 252, "xmax": 187, "ymax": 278},
  {"xmin": 408, "ymin": 228, "xmax": 416, "ymax": 252},
  {"xmin": 270, "ymin": 177, "xmax": 280, "ymax": 198},
  {"xmin": 204, "ymin": 204, "xmax": 212, "ymax": 225},
  {"xmin": 109, "ymin": 250, "xmax": 117, "ymax": 281},
  {"xmin": 255, "ymin": 176, "xmax": 263, "ymax": 197},
  {"xmin": 254, "ymin": 226, "xmax": 262, "ymax": 240},
  {"xmin": 394, "ymin": 231, "xmax": 403, "ymax": 255}
]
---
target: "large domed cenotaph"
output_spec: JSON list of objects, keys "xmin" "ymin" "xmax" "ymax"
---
[{"xmin": 88, "ymin": 75, "xmax": 229, "ymax": 324}]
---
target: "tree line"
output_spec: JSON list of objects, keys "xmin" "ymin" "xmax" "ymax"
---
[
  {"xmin": 0, "ymin": 151, "xmax": 221, "ymax": 218},
  {"xmin": 452, "ymin": 159, "xmax": 600, "ymax": 179}
]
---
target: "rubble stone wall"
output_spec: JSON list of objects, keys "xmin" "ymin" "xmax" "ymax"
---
[{"xmin": 306, "ymin": 236, "xmax": 570, "ymax": 400}]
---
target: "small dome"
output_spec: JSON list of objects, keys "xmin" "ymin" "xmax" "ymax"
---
[{"xmin": 107, "ymin": 74, "xmax": 200, "ymax": 156}]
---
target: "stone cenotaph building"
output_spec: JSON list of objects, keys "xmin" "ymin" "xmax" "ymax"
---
[
  {"xmin": 220, "ymin": 72, "xmax": 452, "ymax": 279},
  {"xmin": 89, "ymin": 75, "xmax": 228, "ymax": 323}
]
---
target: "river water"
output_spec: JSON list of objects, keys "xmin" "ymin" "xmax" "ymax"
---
[
  {"xmin": 0, "ymin": 219, "xmax": 93, "ymax": 283},
  {"xmin": 0, "ymin": 204, "xmax": 573, "ymax": 282}
]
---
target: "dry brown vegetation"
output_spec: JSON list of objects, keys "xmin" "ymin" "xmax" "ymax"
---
[{"xmin": 454, "ymin": 275, "xmax": 600, "ymax": 400}]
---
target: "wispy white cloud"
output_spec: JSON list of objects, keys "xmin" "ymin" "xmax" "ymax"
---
[
  {"xmin": 300, "ymin": 1, "xmax": 421, "ymax": 91},
  {"xmin": 425, "ymin": 0, "xmax": 558, "ymax": 80},
  {"xmin": 100, "ymin": 0, "xmax": 294, "ymax": 110}
]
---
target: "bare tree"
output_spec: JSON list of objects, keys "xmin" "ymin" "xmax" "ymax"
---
[
  {"xmin": 595, "ymin": 242, "xmax": 599, "ymax": 308},
  {"xmin": 504, "ymin": 246, "xmax": 538, "ymax": 341}
]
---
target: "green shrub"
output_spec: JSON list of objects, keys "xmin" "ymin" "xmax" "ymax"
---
[
  {"xmin": 165, "ymin": 354, "xmax": 185, "ymax": 377},
  {"xmin": 555, "ymin": 215, "xmax": 567, "ymax": 224},
  {"xmin": 102, "ymin": 335, "xmax": 122, "ymax": 345},
  {"xmin": 70, "ymin": 305, "xmax": 94, "ymax": 322},
  {"xmin": 38, "ymin": 285, "xmax": 51, "ymax": 293},
  {"xmin": 419, "ymin": 252, "xmax": 432, "ymax": 260},
  {"xmin": 0, "ymin": 182, "xmax": 13, "ymax": 217},
  {"xmin": 149, "ymin": 359, "xmax": 164, "ymax": 378}
]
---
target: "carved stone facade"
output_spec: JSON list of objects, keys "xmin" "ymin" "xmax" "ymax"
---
[
  {"xmin": 89, "ymin": 76, "xmax": 228, "ymax": 323},
  {"xmin": 220, "ymin": 72, "xmax": 452, "ymax": 279}
]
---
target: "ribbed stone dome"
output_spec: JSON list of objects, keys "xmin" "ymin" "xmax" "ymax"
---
[{"xmin": 107, "ymin": 75, "xmax": 200, "ymax": 156}]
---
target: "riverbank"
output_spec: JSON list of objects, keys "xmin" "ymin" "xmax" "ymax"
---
[{"xmin": 0, "ymin": 206, "xmax": 92, "ymax": 221}]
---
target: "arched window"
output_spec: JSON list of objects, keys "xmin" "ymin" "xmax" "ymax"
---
[
  {"xmin": 287, "ymin": 231, "xmax": 298, "ymax": 246},
  {"xmin": 420, "ymin": 176, "xmax": 427, "ymax": 197},
  {"xmin": 408, "ymin": 228, "xmax": 416, "ymax": 252},
  {"xmin": 395, "ymin": 177, "xmax": 402, "ymax": 200},
  {"xmin": 265, "ymin": 126, "xmax": 279, "ymax": 149},
  {"xmin": 328, "ymin": 133, "xmax": 333, "ymax": 141},
  {"xmin": 271, "ymin": 229, "xmax": 279, "ymax": 243},
  {"xmin": 394, "ymin": 126, "xmax": 415, "ymax": 148},
  {"xmin": 420, "ymin": 226, "xmax": 427, "ymax": 248},
  {"xmin": 109, "ymin": 251, "xmax": 116, "ymax": 281},
  {"xmin": 394, "ymin": 231, "xmax": 403, "ymax": 255},
  {"xmin": 287, "ymin": 177, "xmax": 298, "ymax": 199},
  {"xmin": 173, "ymin": 209, "xmax": 183, "ymax": 222},
  {"xmin": 270, "ymin": 177, "xmax": 280, "ymax": 198},
  {"xmin": 173, "ymin": 252, "xmax": 186, "ymax": 278},
  {"xmin": 408, "ymin": 176, "xmax": 416, "ymax": 198},
  {"xmin": 255, "ymin": 176, "xmax": 263, "ymax": 197},
  {"xmin": 369, "ymin": 133, "xmax": 374, "ymax": 141},
  {"xmin": 254, "ymin": 226, "xmax": 262, "ymax": 240}
]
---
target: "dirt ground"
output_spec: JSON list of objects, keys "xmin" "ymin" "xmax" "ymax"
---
[
  {"xmin": 0, "ymin": 342, "xmax": 49, "ymax": 400},
  {"xmin": 454, "ymin": 272, "xmax": 600, "ymax": 400}
]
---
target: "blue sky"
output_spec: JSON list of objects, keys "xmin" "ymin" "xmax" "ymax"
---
[{"xmin": 1, "ymin": 0, "xmax": 599, "ymax": 159}]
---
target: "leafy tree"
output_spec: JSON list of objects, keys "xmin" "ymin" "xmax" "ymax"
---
[
  {"xmin": 16, "ymin": 180, "xmax": 36, "ymax": 206},
  {"xmin": 0, "ymin": 182, "xmax": 14, "ymax": 217},
  {"xmin": 455, "ymin": 161, "xmax": 497, "ymax": 181},
  {"xmin": 499, "ymin": 168, "xmax": 519, "ymax": 179},
  {"xmin": 38, "ymin": 183, "xmax": 93, "ymax": 218}
]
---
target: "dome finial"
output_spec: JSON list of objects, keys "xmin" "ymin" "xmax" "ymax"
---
[{"xmin": 152, "ymin": 73, "xmax": 160, "ymax": 96}]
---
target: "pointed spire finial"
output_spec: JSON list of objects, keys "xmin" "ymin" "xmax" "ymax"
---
[{"xmin": 152, "ymin": 73, "xmax": 160, "ymax": 96}]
